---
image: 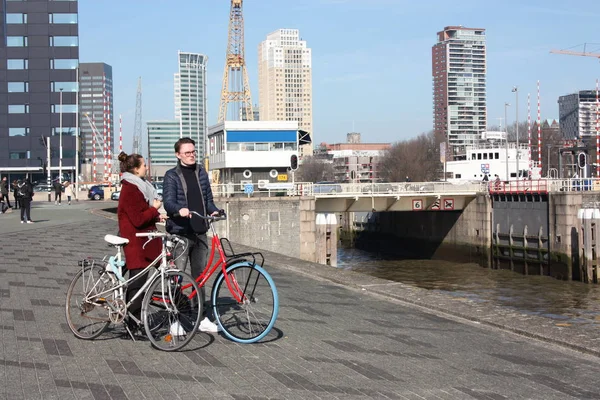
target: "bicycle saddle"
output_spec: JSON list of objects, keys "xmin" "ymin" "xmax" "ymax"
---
[{"xmin": 104, "ymin": 234, "xmax": 129, "ymax": 246}]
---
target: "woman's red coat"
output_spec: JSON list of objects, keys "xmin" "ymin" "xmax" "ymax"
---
[{"xmin": 117, "ymin": 180, "xmax": 161, "ymax": 270}]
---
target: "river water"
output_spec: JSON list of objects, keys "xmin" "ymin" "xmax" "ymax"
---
[{"xmin": 337, "ymin": 247, "xmax": 600, "ymax": 329}]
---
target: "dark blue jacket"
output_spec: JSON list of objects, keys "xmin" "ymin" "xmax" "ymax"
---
[{"xmin": 163, "ymin": 162, "xmax": 219, "ymax": 234}]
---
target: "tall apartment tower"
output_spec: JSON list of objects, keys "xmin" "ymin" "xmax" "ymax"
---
[
  {"xmin": 258, "ymin": 29, "xmax": 313, "ymax": 157},
  {"xmin": 558, "ymin": 91, "xmax": 600, "ymax": 139},
  {"xmin": 0, "ymin": 1, "xmax": 79, "ymax": 180},
  {"xmin": 176, "ymin": 51, "xmax": 208, "ymax": 156},
  {"xmin": 432, "ymin": 26, "xmax": 486, "ymax": 153},
  {"xmin": 79, "ymin": 63, "xmax": 113, "ymax": 179}
]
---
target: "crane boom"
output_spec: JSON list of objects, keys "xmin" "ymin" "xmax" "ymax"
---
[{"xmin": 550, "ymin": 49, "xmax": 600, "ymax": 58}]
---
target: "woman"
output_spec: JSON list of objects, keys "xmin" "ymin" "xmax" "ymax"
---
[
  {"xmin": 63, "ymin": 181, "xmax": 74, "ymax": 205},
  {"xmin": 117, "ymin": 151, "xmax": 164, "ymax": 334}
]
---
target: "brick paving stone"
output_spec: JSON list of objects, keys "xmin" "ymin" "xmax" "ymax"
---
[{"xmin": 2, "ymin": 205, "xmax": 600, "ymax": 399}]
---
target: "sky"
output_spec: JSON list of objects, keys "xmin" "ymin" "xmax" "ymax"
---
[{"xmin": 79, "ymin": 0, "xmax": 600, "ymax": 154}]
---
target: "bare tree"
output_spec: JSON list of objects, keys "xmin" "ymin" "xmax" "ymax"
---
[
  {"xmin": 379, "ymin": 130, "xmax": 442, "ymax": 182},
  {"xmin": 296, "ymin": 156, "xmax": 334, "ymax": 182}
]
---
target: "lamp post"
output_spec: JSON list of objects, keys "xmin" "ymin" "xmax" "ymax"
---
[
  {"xmin": 74, "ymin": 67, "xmax": 79, "ymax": 199},
  {"xmin": 59, "ymin": 88, "xmax": 63, "ymax": 183},
  {"xmin": 504, "ymin": 102, "xmax": 511, "ymax": 181},
  {"xmin": 512, "ymin": 86, "xmax": 519, "ymax": 177}
]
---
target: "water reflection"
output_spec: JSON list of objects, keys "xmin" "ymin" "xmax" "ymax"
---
[{"xmin": 338, "ymin": 247, "xmax": 600, "ymax": 328}]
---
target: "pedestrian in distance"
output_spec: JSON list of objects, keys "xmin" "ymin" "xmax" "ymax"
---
[
  {"xmin": 116, "ymin": 151, "xmax": 166, "ymax": 336},
  {"xmin": 63, "ymin": 181, "xmax": 74, "ymax": 205},
  {"xmin": 17, "ymin": 179, "xmax": 34, "ymax": 223},
  {"xmin": 53, "ymin": 179, "xmax": 63, "ymax": 205},
  {"xmin": 12, "ymin": 180, "xmax": 20, "ymax": 209},
  {"xmin": 482, "ymin": 174, "xmax": 489, "ymax": 182},
  {"xmin": 163, "ymin": 137, "xmax": 221, "ymax": 333},
  {"xmin": 1, "ymin": 177, "xmax": 12, "ymax": 209}
]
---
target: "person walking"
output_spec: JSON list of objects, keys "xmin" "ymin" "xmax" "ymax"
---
[
  {"xmin": 163, "ymin": 137, "xmax": 221, "ymax": 333},
  {"xmin": 1, "ymin": 177, "xmax": 12, "ymax": 209},
  {"xmin": 64, "ymin": 181, "xmax": 74, "ymax": 205},
  {"xmin": 116, "ymin": 151, "xmax": 165, "ymax": 336},
  {"xmin": 53, "ymin": 179, "xmax": 63, "ymax": 205},
  {"xmin": 18, "ymin": 179, "xmax": 34, "ymax": 223},
  {"xmin": 12, "ymin": 180, "xmax": 20, "ymax": 209}
]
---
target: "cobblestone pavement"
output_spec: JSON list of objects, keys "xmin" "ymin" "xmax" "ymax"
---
[{"xmin": 2, "ymin": 205, "xmax": 600, "ymax": 399}]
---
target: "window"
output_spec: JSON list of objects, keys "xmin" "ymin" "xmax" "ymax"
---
[
  {"xmin": 477, "ymin": 153, "xmax": 482, "ymax": 160},
  {"xmin": 9, "ymin": 128, "xmax": 29, "ymax": 137},
  {"xmin": 7, "ymin": 36, "xmax": 27, "ymax": 47},
  {"xmin": 50, "ymin": 59, "xmax": 78, "ymax": 69},
  {"xmin": 6, "ymin": 13, "xmax": 27, "ymax": 23},
  {"xmin": 51, "ymin": 104, "xmax": 78, "ymax": 113},
  {"xmin": 10, "ymin": 152, "xmax": 29, "ymax": 160},
  {"xmin": 8, "ymin": 82, "xmax": 28, "ymax": 93},
  {"xmin": 495, "ymin": 152, "xmax": 499, "ymax": 159},
  {"xmin": 52, "ymin": 127, "xmax": 78, "ymax": 136},
  {"xmin": 270, "ymin": 143, "xmax": 283, "ymax": 151},
  {"xmin": 227, "ymin": 143, "xmax": 240, "ymax": 151},
  {"xmin": 49, "ymin": 36, "xmax": 79, "ymax": 47},
  {"xmin": 7, "ymin": 59, "xmax": 28, "ymax": 70},
  {"xmin": 49, "ymin": 13, "xmax": 78, "ymax": 24},
  {"xmin": 256, "ymin": 143, "xmax": 269, "ymax": 151},
  {"xmin": 284, "ymin": 143, "xmax": 297, "ymax": 150},
  {"xmin": 51, "ymin": 82, "xmax": 78, "ymax": 92},
  {"xmin": 8, "ymin": 105, "xmax": 29, "ymax": 114}
]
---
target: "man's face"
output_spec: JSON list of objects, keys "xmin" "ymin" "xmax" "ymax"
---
[{"xmin": 176, "ymin": 143, "xmax": 197, "ymax": 166}]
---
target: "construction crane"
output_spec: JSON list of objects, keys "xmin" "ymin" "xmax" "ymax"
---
[
  {"xmin": 218, "ymin": 0, "xmax": 254, "ymax": 122},
  {"xmin": 132, "ymin": 77, "xmax": 143, "ymax": 155},
  {"xmin": 84, "ymin": 113, "xmax": 117, "ymax": 182},
  {"xmin": 550, "ymin": 43, "xmax": 600, "ymax": 59}
]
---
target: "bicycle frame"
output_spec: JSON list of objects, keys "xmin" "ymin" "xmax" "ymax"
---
[{"xmin": 81, "ymin": 235, "xmax": 178, "ymax": 321}]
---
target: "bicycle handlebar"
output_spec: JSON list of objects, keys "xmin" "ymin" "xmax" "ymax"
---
[
  {"xmin": 173, "ymin": 209, "xmax": 227, "ymax": 222},
  {"xmin": 136, "ymin": 231, "xmax": 172, "ymax": 238}
]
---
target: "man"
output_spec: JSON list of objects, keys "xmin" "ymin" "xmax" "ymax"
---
[
  {"xmin": 53, "ymin": 179, "xmax": 62, "ymax": 205},
  {"xmin": 163, "ymin": 137, "xmax": 220, "ymax": 333},
  {"xmin": 1, "ymin": 177, "xmax": 11, "ymax": 209}
]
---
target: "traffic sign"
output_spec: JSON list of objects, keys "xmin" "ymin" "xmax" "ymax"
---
[
  {"xmin": 243, "ymin": 184, "xmax": 254, "ymax": 195},
  {"xmin": 277, "ymin": 174, "xmax": 288, "ymax": 181},
  {"xmin": 412, "ymin": 199, "xmax": 423, "ymax": 211},
  {"xmin": 444, "ymin": 198, "xmax": 454, "ymax": 210}
]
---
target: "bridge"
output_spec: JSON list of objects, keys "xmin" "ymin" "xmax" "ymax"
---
[{"xmin": 212, "ymin": 179, "xmax": 600, "ymax": 213}]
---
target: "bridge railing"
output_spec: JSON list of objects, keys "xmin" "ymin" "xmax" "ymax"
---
[{"xmin": 488, "ymin": 178, "xmax": 600, "ymax": 194}]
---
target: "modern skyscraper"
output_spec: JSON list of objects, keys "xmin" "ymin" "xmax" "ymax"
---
[
  {"xmin": 558, "ymin": 91, "xmax": 600, "ymax": 139},
  {"xmin": 258, "ymin": 29, "xmax": 313, "ymax": 157},
  {"xmin": 147, "ymin": 120, "xmax": 180, "ymax": 179},
  {"xmin": 176, "ymin": 51, "xmax": 208, "ymax": 156},
  {"xmin": 433, "ymin": 26, "xmax": 486, "ymax": 153},
  {"xmin": 0, "ymin": 1, "xmax": 79, "ymax": 181},
  {"xmin": 79, "ymin": 63, "xmax": 113, "ymax": 181}
]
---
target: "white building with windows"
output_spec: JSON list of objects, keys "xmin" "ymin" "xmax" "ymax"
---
[
  {"xmin": 207, "ymin": 121, "xmax": 300, "ymax": 187},
  {"xmin": 258, "ymin": 29, "xmax": 313, "ymax": 157}
]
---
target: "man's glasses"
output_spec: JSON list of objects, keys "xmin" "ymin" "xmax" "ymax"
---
[{"xmin": 180, "ymin": 150, "xmax": 197, "ymax": 157}]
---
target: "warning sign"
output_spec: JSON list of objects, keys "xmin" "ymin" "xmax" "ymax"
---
[
  {"xmin": 412, "ymin": 199, "xmax": 423, "ymax": 211},
  {"xmin": 444, "ymin": 198, "xmax": 455, "ymax": 210}
]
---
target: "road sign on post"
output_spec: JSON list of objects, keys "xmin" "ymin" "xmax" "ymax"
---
[{"xmin": 412, "ymin": 199, "xmax": 423, "ymax": 211}]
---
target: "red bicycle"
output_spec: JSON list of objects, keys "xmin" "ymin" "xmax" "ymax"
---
[{"xmin": 177, "ymin": 210, "xmax": 279, "ymax": 343}]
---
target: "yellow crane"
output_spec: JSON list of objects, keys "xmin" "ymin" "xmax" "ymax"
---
[{"xmin": 550, "ymin": 43, "xmax": 600, "ymax": 59}]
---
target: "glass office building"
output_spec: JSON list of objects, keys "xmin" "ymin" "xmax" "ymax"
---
[{"xmin": 0, "ymin": 0, "xmax": 79, "ymax": 182}]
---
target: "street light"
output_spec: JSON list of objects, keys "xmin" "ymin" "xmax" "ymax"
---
[
  {"xmin": 59, "ymin": 88, "xmax": 63, "ymax": 184},
  {"xmin": 512, "ymin": 86, "xmax": 519, "ymax": 177},
  {"xmin": 504, "ymin": 102, "xmax": 511, "ymax": 181}
]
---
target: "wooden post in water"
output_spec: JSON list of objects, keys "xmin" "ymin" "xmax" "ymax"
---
[{"xmin": 523, "ymin": 225, "xmax": 529, "ymax": 275}]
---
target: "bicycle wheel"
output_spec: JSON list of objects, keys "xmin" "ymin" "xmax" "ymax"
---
[
  {"xmin": 212, "ymin": 262, "xmax": 279, "ymax": 343},
  {"xmin": 141, "ymin": 270, "xmax": 202, "ymax": 351},
  {"xmin": 65, "ymin": 264, "xmax": 112, "ymax": 339}
]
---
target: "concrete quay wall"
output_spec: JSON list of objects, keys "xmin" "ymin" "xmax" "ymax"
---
[{"xmin": 212, "ymin": 196, "xmax": 317, "ymax": 263}]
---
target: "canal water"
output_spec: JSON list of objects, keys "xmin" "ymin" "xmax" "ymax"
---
[{"xmin": 337, "ymin": 247, "xmax": 600, "ymax": 329}]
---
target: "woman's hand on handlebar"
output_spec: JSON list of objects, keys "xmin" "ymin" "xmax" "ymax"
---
[{"xmin": 178, "ymin": 208, "xmax": 190, "ymax": 218}]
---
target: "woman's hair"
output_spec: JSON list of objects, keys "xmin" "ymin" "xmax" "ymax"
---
[{"xmin": 118, "ymin": 152, "xmax": 143, "ymax": 173}]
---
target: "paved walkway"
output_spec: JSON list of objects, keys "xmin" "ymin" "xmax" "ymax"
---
[{"xmin": 1, "ymin": 203, "xmax": 600, "ymax": 399}]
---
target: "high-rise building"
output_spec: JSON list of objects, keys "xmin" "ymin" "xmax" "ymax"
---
[
  {"xmin": 176, "ymin": 51, "xmax": 208, "ymax": 156},
  {"xmin": 0, "ymin": 1, "xmax": 79, "ymax": 181},
  {"xmin": 432, "ymin": 26, "xmax": 486, "ymax": 152},
  {"xmin": 147, "ymin": 120, "xmax": 180, "ymax": 179},
  {"xmin": 258, "ymin": 29, "xmax": 313, "ymax": 157},
  {"xmin": 558, "ymin": 91, "xmax": 600, "ymax": 139},
  {"xmin": 79, "ymin": 63, "xmax": 113, "ymax": 180}
]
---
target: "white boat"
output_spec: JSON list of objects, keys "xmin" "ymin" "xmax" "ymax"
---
[{"xmin": 445, "ymin": 132, "xmax": 541, "ymax": 182}]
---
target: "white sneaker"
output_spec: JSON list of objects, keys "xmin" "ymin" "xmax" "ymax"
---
[
  {"xmin": 20, "ymin": 221, "xmax": 24, "ymax": 224},
  {"xmin": 198, "ymin": 317, "xmax": 220, "ymax": 333},
  {"xmin": 169, "ymin": 321, "xmax": 186, "ymax": 336}
]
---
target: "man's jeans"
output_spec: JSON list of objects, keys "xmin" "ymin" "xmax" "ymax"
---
[{"xmin": 173, "ymin": 233, "xmax": 212, "ymax": 319}]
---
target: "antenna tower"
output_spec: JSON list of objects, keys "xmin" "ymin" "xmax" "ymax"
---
[
  {"xmin": 132, "ymin": 77, "xmax": 143, "ymax": 155},
  {"xmin": 218, "ymin": 0, "xmax": 254, "ymax": 122}
]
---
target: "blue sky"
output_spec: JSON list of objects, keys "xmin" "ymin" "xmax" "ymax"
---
[{"xmin": 79, "ymin": 0, "xmax": 600, "ymax": 153}]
